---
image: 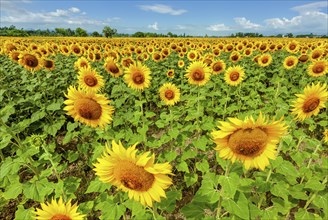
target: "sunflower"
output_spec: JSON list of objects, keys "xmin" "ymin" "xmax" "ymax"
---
[
  {"xmin": 78, "ymin": 67, "xmax": 105, "ymax": 93},
  {"xmin": 258, "ymin": 54, "xmax": 272, "ymax": 67},
  {"xmin": 166, "ymin": 69, "xmax": 175, "ymax": 78},
  {"xmin": 9, "ymin": 50, "xmax": 20, "ymax": 62},
  {"xmin": 211, "ymin": 59, "xmax": 226, "ymax": 75},
  {"xmin": 283, "ymin": 56, "xmax": 298, "ymax": 70},
  {"xmin": 18, "ymin": 52, "xmax": 42, "ymax": 72},
  {"xmin": 290, "ymin": 83, "xmax": 327, "ymax": 121},
  {"xmin": 298, "ymin": 54, "xmax": 309, "ymax": 63},
  {"xmin": 74, "ymin": 57, "xmax": 90, "ymax": 70},
  {"xmin": 243, "ymin": 48, "xmax": 253, "ymax": 57},
  {"xmin": 121, "ymin": 57, "xmax": 135, "ymax": 68},
  {"xmin": 64, "ymin": 86, "xmax": 114, "ymax": 128},
  {"xmin": 43, "ymin": 59, "xmax": 55, "ymax": 71},
  {"xmin": 323, "ymin": 129, "xmax": 328, "ymax": 143},
  {"xmin": 211, "ymin": 113, "xmax": 287, "ymax": 170},
  {"xmin": 230, "ymin": 51, "xmax": 241, "ymax": 63},
  {"xmin": 178, "ymin": 60, "xmax": 185, "ymax": 68},
  {"xmin": 187, "ymin": 50, "xmax": 198, "ymax": 61},
  {"xmin": 124, "ymin": 62, "xmax": 151, "ymax": 91},
  {"xmin": 93, "ymin": 140, "xmax": 173, "ymax": 207},
  {"xmin": 34, "ymin": 197, "xmax": 85, "ymax": 220},
  {"xmin": 224, "ymin": 65, "xmax": 245, "ymax": 86},
  {"xmin": 307, "ymin": 60, "xmax": 327, "ymax": 77},
  {"xmin": 286, "ymin": 40, "xmax": 299, "ymax": 54},
  {"xmin": 104, "ymin": 57, "xmax": 123, "ymax": 77},
  {"xmin": 310, "ymin": 48, "xmax": 323, "ymax": 61},
  {"xmin": 185, "ymin": 60, "xmax": 211, "ymax": 86},
  {"xmin": 159, "ymin": 83, "xmax": 180, "ymax": 106},
  {"xmin": 152, "ymin": 52, "xmax": 162, "ymax": 62}
]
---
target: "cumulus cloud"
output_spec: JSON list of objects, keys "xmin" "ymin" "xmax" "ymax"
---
[
  {"xmin": 139, "ymin": 4, "xmax": 187, "ymax": 15},
  {"xmin": 234, "ymin": 17, "xmax": 261, "ymax": 29},
  {"xmin": 206, "ymin": 24, "xmax": 231, "ymax": 31},
  {"xmin": 148, "ymin": 22, "xmax": 159, "ymax": 30},
  {"xmin": 265, "ymin": 2, "xmax": 327, "ymax": 34},
  {"xmin": 69, "ymin": 7, "xmax": 80, "ymax": 13}
]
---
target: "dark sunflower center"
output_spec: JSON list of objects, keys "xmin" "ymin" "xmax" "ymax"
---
[
  {"xmin": 24, "ymin": 55, "xmax": 38, "ymax": 67},
  {"xmin": 44, "ymin": 60, "xmax": 53, "ymax": 68},
  {"xmin": 118, "ymin": 161, "xmax": 155, "ymax": 191},
  {"xmin": 192, "ymin": 70, "xmax": 205, "ymax": 81},
  {"xmin": 154, "ymin": 54, "xmax": 160, "ymax": 60},
  {"xmin": 228, "ymin": 128, "xmax": 268, "ymax": 157},
  {"xmin": 80, "ymin": 62, "xmax": 88, "ymax": 68},
  {"xmin": 84, "ymin": 75, "xmax": 98, "ymax": 87},
  {"xmin": 109, "ymin": 64, "xmax": 120, "ymax": 74},
  {"xmin": 298, "ymin": 55, "xmax": 308, "ymax": 62},
  {"xmin": 167, "ymin": 71, "xmax": 174, "ymax": 77},
  {"xmin": 287, "ymin": 60, "xmax": 294, "ymax": 66},
  {"xmin": 302, "ymin": 97, "xmax": 320, "ymax": 113},
  {"xmin": 230, "ymin": 71, "xmax": 240, "ymax": 81},
  {"xmin": 12, "ymin": 53, "xmax": 20, "ymax": 61},
  {"xmin": 312, "ymin": 52, "xmax": 320, "ymax": 59},
  {"xmin": 95, "ymin": 54, "xmax": 101, "ymax": 60},
  {"xmin": 64, "ymin": 48, "xmax": 68, "ymax": 53},
  {"xmin": 262, "ymin": 58, "xmax": 268, "ymax": 64},
  {"xmin": 246, "ymin": 50, "xmax": 250, "ymax": 55},
  {"xmin": 231, "ymin": 55, "xmax": 238, "ymax": 61},
  {"xmin": 51, "ymin": 214, "xmax": 72, "ymax": 220},
  {"xmin": 132, "ymin": 72, "xmax": 145, "ymax": 84},
  {"xmin": 290, "ymin": 44, "xmax": 296, "ymax": 50},
  {"xmin": 76, "ymin": 98, "xmax": 102, "ymax": 120},
  {"xmin": 189, "ymin": 53, "xmax": 195, "ymax": 59},
  {"xmin": 312, "ymin": 64, "xmax": 324, "ymax": 74},
  {"xmin": 165, "ymin": 89, "xmax": 175, "ymax": 100},
  {"xmin": 213, "ymin": 63, "xmax": 222, "ymax": 72}
]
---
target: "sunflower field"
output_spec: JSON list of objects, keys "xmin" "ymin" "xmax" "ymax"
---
[{"xmin": 0, "ymin": 36, "xmax": 327, "ymax": 220}]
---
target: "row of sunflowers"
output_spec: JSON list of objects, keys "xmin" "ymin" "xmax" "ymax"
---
[{"xmin": 0, "ymin": 36, "xmax": 327, "ymax": 219}]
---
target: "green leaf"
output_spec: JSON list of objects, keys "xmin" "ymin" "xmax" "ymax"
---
[
  {"xmin": 15, "ymin": 205, "xmax": 33, "ymax": 220},
  {"xmin": 47, "ymin": 100, "xmax": 62, "ymax": 111},
  {"xmin": 0, "ymin": 157, "xmax": 20, "ymax": 179},
  {"xmin": 221, "ymin": 192, "xmax": 249, "ymax": 220},
  {"xmin": 275, "ymin": 160, "xmax": 299, "ymax": 178},
  {"xmin": 196, "ymin": 160, "xmax": 209, "ymax": 173},
  {"xmin": 86, "ymin": 177, "xmax": 109, "ymax": 193},
  {"xmin": 0, "ymin": 104, "xmax": 15, "ymax": 122},
  {"xmin": 313, "ymin": 191, "xmax": 328, "ymax": 212},
  {"xmin": 181, "ymin": 194, "xmax": 209, "ymax": 220},
  {"xmin": 218, "ymin": 172, "xmax": 239, "ymax": 199},
  {"xmin": 271, "ymin": 198, "xmax": 291, "ymax": 215},
  {"xmin": 3, "ymin": 182, "xmax": 23, "ymax": 199},
  {"xmin": 184, "ymin": 173, "xmax": 198, "ymax": 187},
  {"xmin": 304, "ymin": 178, "xmax": 325, "ymax": 191},
  {"xmin": 44, "ymin": 119, "xmax": 65, "ymax": 136},
  {"xmin": 176, "ymin": 161, "xmax": 189, "ymax": 173},
  {"xmin": 193, "ymin": 136, "xmax": 208, "ymax": 151},
  {"xmin": 197, "ymin": 172, "xmax": 220, "ymax": 204},
  {"xmin": 295, "ymin": 208, "xmax": 321, "ymax": 220},
  {"xmin": 23, "ymin": 178, "xmax": 55, "ymax": 202},
  {"xmin": 97, "ymin": 200, "xmax": 126, "ymax": 220},
  {"xmin": 181, "ymin": 150, "xmax": 197, "ymax": 161},
  {"xmin": 67, "ymin": 121, "xmax": 78, "ymax": 132},
  {"xmin": 157, "ymin": 189, "xmax": 182, "ymax": 213},
  {"xmin": 164, "ymin": 151, "xmax": 177, "ymax": 162},
  {"xmin": 271, "ymin": 181, "xmax": 289, "ymax": 201}
]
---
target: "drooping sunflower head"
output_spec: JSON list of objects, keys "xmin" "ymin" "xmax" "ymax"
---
[
  {"xmin": 104, "ymin": 57, "xmax": 123, "ymax": 77},
  {"xmin": 18, "ymin": 52, "xmax": 42, "ymax": 72},
  {"xmin": 159, "ymin": 83, "xmax": 181, "ymax": 106},
  {"xmin": 283, "ymin": 56, "xmax": 298, "ymax": 70},
  {"xmin": 74, "ymin": 57, "xmax": 90, "ymax": 70},
  {"xmin": 211, "ymin": 59, "xmax": 226, "ymax": 75},
  {"xmin": 78, "ymin": 67, "xmax": 105, "ymax": 93},
  {"xmin": 291, "ymin": 83, "xmax": 328, "ymax": 121},
  {"xmin": 224, "ymin": 65, "xmax": 245, "ymax": 86},
  {"xmin": 185, "ymin": 60, "xmax": 211, "ymax": 86},
  {"xmin": 34, "ymin": 197, "xmax": 85, "ymax": 220},
  {"xmin": 93, "ymin": 140, "xmax": 173, "ymax": 207},
  {"xmin": 211, "ymin": 113, "xmax": 287, "ymax": 170},
  {"xmin": 307, "ymin": 60, "xmax": 327, "ymax": 77},
  {"xmin": 64, "ymin": 86, "xmax": 114, "ymax": 128},
  {"xmin": 124, "ymin": 62, "xmax": 151, "ymax": 91},
  {"xmin": 258, "ymin": 53, "xmax": 272, "ymax": 67},
  {"xmin": 43, "ymin": 59, "xmax": 55, "ymax": 71},
  {"xmin": 166, "ymin": 69, "xmax": 175, "ymax": 78}
]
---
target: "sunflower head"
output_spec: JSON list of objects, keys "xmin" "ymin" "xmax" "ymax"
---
[
  {"xmin": 166, "ymin": 69, "xmax": 175, "ymax": 78},
  {"xmin": 104, "ymin": 57, "xmax": 123, "ymax": 77},
  {"xmin": 258, "ymin": 54, "xmax": 272, "ymax": 67},
  {"xmin": 124, "ymin": 62, "xmax": 151, "ymax": 91},
  {"xmin": 307, "ymin": 60, "xmax": 327, "ymax": 77},
  {"xmin": 211, "ymin": 59, "xmax": 226, "ymax": 75},
  {"xmin": 291, "ymin": 83, "xmax": 328, "ymax": 121},
  {"xmin": 93, "ymin": 140, "xmax": 173, "ymax": 207},
  {"xmin": 78, "ymin": 67, "xmax": 105, "ymax": 93},
  {"xmin": 121, "ymin": 57, "xmax": 135, "ymax": 68},
  {"xmin": 185, "ymin": 60, "xmax": 211, "ymax": 86},
  {"xmin": 34, "ymin": 197, "xmax": 85, "ymax": 220},
  {"xmin": 74, "ymin": 57, "xmax": 90, "ymax": 70},
  {"xmin": 224, "ymin": 65, "xmax": 245, "ymax": 86},
  {"xmin": 178, "ymin": 60, "xmax": 185, "ymax": 68},
  {"xmin": 64, "ymin": 86, "xmax": 114, "ymax": 128},
  {"xmin": 211, "ymin": 113, "xmax": 287, "ymax": 170},
  {"xmin": 159, "ymin": 83, "xmax": 181, "ymax": 106},
  {"xmin": 283, "ymin": 56, "xmax": 298, "ymax": 70},
  {"xmin": 43, "ymin": 59, "xmax": 55, "ymax": 71},
  {"xmin": 18, "ymin": 52, "xmax": 42, "ymax": 72}
]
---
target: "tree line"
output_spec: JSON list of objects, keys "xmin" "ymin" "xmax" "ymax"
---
[{"xmin": 0, "ymin": 25, "xmax": 326, "ymax": 38}]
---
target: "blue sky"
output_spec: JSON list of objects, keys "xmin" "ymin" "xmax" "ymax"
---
[{"xmin": 1, "ymin": 0, "xmax": 327, "ymax": 36}]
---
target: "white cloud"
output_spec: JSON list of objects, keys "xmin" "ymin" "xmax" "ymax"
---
[
  {"xmin": 175, "ymin": 25, "xmax": 187, "ymax": 30},
  {"xmin": 292, "ymin": 1, "xmax": 328, "ymax": 14},
  {"xmin": 206, "ymin": 24, "xmax": 231, "ymax": 31},
  {"xmin": 69, "ymin": 7, "xmax": 80, "ymax": 13},
  {"xmin": 234, "ymin": 17, "xmax": 261, "ymax": 29},
  {"xmin": 139, "ymin": 4, "xmax": 187, "ymax": 15},
  {"xmin": 148, "ymin": 22, "xmax": 159, "ymax": 30}
]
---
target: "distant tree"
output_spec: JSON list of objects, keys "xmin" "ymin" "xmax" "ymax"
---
[
  {"xmin": 132, "ymin": 31, "xmax": 145, "ymax": 37},
  {"xmin": 92, "ymin": 31, "xmax": 102, "ymax": 37},
  {"xmin": 286, "ymin": 33, "xmax": 293, "ymax": 38},
  {"xmin": 75, "ymin": 27, "xmax": 88, "ymax": 37},
  {"xmin": 103, "ymin": 26, "xmax": 117, "ymax": 38}
]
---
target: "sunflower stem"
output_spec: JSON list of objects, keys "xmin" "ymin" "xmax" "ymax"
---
[
  {"xmin": 197, "ymin": 88, "xmax": 201, "ymax": 133},
  {"xmin": 257, "ymin": 167, "xmax": 272, "ymax": 209},
  {"xmin": 300, "ymin": 143, "xmax": 321, "ymax": 184},
  {"xmin": 223, "ymin": 87, "xmax": 230, "ymax": 120}
]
